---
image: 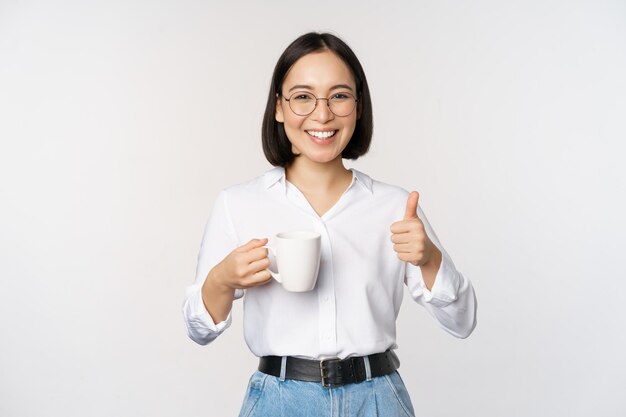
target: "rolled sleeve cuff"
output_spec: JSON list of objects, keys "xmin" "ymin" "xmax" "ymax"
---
[
  {"xmin": 417, "ymin": 254, "xmax": 460, "ymax": 308},
  {"xmin": 183, "ymin": 287, "xmax": 233, "ymax": 344}
]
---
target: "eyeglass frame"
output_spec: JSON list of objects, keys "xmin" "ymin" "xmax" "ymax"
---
[{"xmin": 279, "ymin": 91, "xmax": 359, "ymax": 117}]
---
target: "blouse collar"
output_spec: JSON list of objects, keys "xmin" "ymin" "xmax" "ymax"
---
[{"xmin": 262, "ymin": 166, "xmax": 373, "ymax": 194}]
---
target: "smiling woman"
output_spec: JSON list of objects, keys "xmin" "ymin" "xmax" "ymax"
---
[
  {"xmin": 262, "ymin": 33, "xmax": 373, "ymax": 169},
  {"xmin": 182, "ymin": 32, "xmax": 477, "ymax": 417},
  {"xmin": 275, "ymin": 50, "xmax": 359, "ymax": 166}
]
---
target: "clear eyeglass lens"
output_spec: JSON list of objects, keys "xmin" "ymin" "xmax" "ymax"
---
[{"xmin": 288, "ymin": 92, "xmax": 356, "ymax": 116}]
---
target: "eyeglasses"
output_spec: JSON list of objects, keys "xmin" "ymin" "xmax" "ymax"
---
[{"xmin": 281, "ymin": 91, "xmax": 358, "ymax": 117}]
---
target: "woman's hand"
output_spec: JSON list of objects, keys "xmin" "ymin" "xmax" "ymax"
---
[
  {"xmin": 209, "ymin": 238, "xmax": 273, "ymax": 290},
  {"xmin": 390, "ymin": 192, "xmax": 442, "ymax": 289},
  {"xmin": 201, "ymin": 238, "xmax": 272, "ymax": 323}
]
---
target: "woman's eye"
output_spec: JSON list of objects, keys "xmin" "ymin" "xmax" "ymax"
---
[
  {"xmin": 333, "ymin": 93, "xmax": 350, "ymax": 99},
  {"xmin": 294, "ymin": 94, "xmax": 313, "ymax": 100}
]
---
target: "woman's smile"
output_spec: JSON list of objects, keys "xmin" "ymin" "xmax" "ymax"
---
[
  {"xmin": 306, "ymin": 129, "xmax": 338, "ymax": 144},
  {"xmin": 306, "ymin": 129, "xmax": 337, "ymax": 138}
]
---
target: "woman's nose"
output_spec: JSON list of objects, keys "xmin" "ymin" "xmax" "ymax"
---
[{"xmin": 310, "ymin": 98, "xmax": 334, "ymax": 122}]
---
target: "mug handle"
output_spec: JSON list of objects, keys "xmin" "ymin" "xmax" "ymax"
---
[{"xmin": 263, "ymin": 245, "xmax": 281, "ymax": 283}]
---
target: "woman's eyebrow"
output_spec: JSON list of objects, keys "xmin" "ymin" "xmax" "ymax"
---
[{"xmin": 288, "ymin": 84, "xmax": 354, "ymax": 92}]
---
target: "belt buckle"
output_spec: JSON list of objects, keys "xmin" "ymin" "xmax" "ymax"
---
[{"xmin": 320, "ymin": 358, "xmax": 342, "ymax": 388}]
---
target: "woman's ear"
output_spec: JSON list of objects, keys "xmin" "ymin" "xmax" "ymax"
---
[
  {"xmin": 275, "ymin": 93, "xmax": 284, "ymax": 123},
  {"xmin": 356, "ymin": 99, "xmax": 362, "ymax": 120}
]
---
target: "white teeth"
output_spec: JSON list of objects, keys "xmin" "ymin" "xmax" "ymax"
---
[{"xmin": 307, "ymin": 130, "xmax": 336, "ymax": 139}]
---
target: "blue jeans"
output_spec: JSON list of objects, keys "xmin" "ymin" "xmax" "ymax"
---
[{"xmin": 238, "ymin": 370, "xmax": 416, "ymax": 417}]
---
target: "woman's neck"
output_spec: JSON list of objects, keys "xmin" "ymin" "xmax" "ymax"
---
[{"xmin": 285, "ymin": 157, "xmax": 352, "ymax": 193}]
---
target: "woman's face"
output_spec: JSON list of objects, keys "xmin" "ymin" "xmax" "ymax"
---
[{"xmin": 276, "ymin": 50, "xmax": 358, "ymax": 165}]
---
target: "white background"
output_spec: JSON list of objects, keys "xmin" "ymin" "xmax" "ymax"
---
[{"xmin": 1, "ymin": 1, "xmax": 625, "ymax": 416}]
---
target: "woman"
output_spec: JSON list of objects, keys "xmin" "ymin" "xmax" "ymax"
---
[{"xmin": 183, "ymin": 32, "xmax": 477, "ymax": 417}]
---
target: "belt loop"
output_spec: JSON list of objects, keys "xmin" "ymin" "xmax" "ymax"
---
[
  {"xmin": 363, "ymin": 355, "xmax": 372, "ymax": 381},
  {"xmin": 279, "ymin": 356, "xmax": 287, "ymax": 381}
]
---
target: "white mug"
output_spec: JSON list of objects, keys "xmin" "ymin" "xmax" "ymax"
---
[{"xmin": 265, "ymin": 231, "xmax": 321, "ymax": 292}]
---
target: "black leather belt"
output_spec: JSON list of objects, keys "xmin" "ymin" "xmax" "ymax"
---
[{"xmin": 258, "ymin": 350, "xmax": 400, "ymax": 388}]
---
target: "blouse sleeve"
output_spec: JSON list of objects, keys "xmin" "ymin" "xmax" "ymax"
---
[
  {"xmin": 404, "ymin": 205, "xmax": 478, "ymax": 339},
  {"xmin": 182, "ymin": 190, "xmax": 244, "ymax": 345}
]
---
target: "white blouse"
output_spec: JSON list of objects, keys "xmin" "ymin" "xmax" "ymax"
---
[{"xmin": 182, "ymin": 167, "xmax": 477, "ymax": 360}]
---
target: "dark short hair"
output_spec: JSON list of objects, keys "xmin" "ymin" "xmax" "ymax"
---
[{"xmin": 262, "ymin": 32, "xmax": 373, "ymax": 167}]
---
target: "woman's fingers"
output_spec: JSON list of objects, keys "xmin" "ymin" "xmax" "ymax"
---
[
  {"xmin": 390, "ymin": 232, "xmax": 411, "ymax": 244},
  {"xmin": 241, "ymin": 268, "xmax": 272, "ymax": 288},
  {"xmin": 247, "ymin": 256, "xmax": 271, "ymax": 274},
  {"xmin": 243, "ymin": 245, "xmax": 270, "ymax": 263},
  {"xmin": 234, "ymin": 245, "xmax": 272, "ymax": 288},
  {"xmin": 236, "ymin": 238, "xmax": 268, "ymax": 253},
  {"xmin": 393, "ymin": 241, "xmax": 424, "ymax": 253},
  {"xmin": 251, "ymin": 269, "xmax": 273, "ymax": 286}
]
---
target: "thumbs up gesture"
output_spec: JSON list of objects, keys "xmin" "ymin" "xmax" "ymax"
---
[{"xmin": 390, "ymin": 191, "xmax": 439, "ymax": 267}]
